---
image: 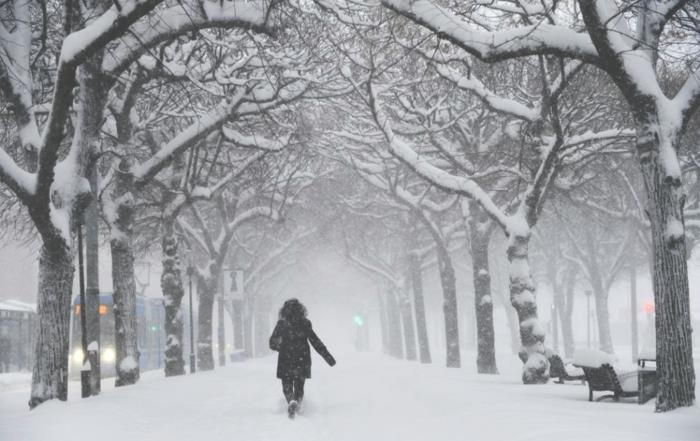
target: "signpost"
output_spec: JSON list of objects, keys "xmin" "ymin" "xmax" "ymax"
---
[
  {"xmin": 221, "ymin": 268, "xmax": 245, "ymax": 362},
  {"xmin": 222, "ymin": 268, "xmax": 244, "ymax": 300}
]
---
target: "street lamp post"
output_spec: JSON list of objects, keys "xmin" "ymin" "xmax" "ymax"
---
[
  {"xmin": 77, "ymin": 222, "xmax": 90, "ymax": 398},
  {"xmin": 630, "ymin": 266, "xmax": 638, "ymax": 362},
  {"xmin": 585, "ymin": 290, "xmax": 592, "ymax": 348},
  {"xmin": 187, "ymin": 259, "xmax": 196, "ymax": 374}
]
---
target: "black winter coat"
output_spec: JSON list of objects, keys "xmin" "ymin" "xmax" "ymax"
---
[{"xmin": 269, "ymin": 318, "xmax": 335, "ymax": 379}]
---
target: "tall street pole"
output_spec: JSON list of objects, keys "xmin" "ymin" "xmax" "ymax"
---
[
  {"xmin": 630, "ymin": 266, "xmax": 638, "ymax": 362},
  {"xmin": 77, "ymin": 223, "xmax": 90, "ymax": 398},
  {"xmin": 187, "ymin": 262, "xmax": 196, "ymax": 374}
]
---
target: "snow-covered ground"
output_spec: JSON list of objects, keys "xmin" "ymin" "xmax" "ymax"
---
[
  {"xmin": 0, "ymin": 372, "xmax": 32, "ymax": 392},
  {"xmin": 1, "ymin": 351, "xmax": 699, "ymax": 441}
]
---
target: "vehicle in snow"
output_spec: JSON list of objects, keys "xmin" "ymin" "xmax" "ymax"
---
[{"xmin": 69, "ymin": 293, "xmax": 177, "ymax": 378}]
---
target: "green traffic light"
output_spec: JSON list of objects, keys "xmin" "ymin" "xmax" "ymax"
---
[
  {"xmin": 150, "ymin": 325, "xmax": 158, "ymax": 332},
  {"xmin": 353, "ymin": 315, "xmax": 364, "ymax": 326}
]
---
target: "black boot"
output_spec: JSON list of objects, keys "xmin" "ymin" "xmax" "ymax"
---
[{"xmin": 288, "ymin": 400, "xmax": 298, "ymax": 419}]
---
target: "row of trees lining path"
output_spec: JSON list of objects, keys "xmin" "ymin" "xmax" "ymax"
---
[
  {"xmin": 379, "ymin": 0, "xmax": 698, "ymax": 412},
  {"xmin": 0, "ymin": 0, "xmax": 696, "ymax": 412}
]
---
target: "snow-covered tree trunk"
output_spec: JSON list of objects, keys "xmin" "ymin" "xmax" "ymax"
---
[
  {"xmin": 29, "ymin": 241, "xmax": 74, "ymax": 408},
  {"xmin": 160, "ymin": 217, "xmax": 185, "ymax": 376},
  {"xmin": 27, "ymin": 47, "xmax": 104, "ymax": 407},
  {"xmin": 197, "ymin": 257, "xmax": 226, "ymax": 368},
  {"xmin": 437, "ymin": 250, "xmax": 461, "ymax": 368},
  {"xmin": 468, "ymin": 217, "xmax": 497, "ymax": 374},
  {"xmin": 408, "ymin": 254, "xmax": 431, "ymax": 363},
  {"xmin": 508, "ymin": 233, "xmax": 548, "ymax": 383},
  {"xmin": 111, "ymin": 230, "xmax": 139, "ymax": 386},
  {"xmin": 196, "ymin": 274, "xmax": 216, "ymax": 370},
  {"xmin": 398, "ymin": 288, "xmax": 417, "ymax": 361},
  {"xmin": 636, "ymin": 121, "xmax": 695, "ymax": 410},
  {"xmin": 109, "ymin": 162, "xmax": 140, "ymax": 386},
  {"xmin": 85, "ymin": 168, "xmax": 101, "ymax": 393}
]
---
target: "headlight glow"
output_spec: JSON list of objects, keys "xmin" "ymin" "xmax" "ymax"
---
[
  {"xmin": 102, "ymin": 347, "xmax": 116, "ymax": 363},
  {"xmin": 73, "ymin": 348, "xmax": 84, "ymax": 363}
]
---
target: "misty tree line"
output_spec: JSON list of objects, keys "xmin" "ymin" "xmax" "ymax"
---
[{"xmin": 0, "ymin": 0, "xmax": 697, "ymax": 413}]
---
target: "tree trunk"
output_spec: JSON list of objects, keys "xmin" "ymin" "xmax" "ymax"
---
[
  {"xmin": 29, "ymin": 240, "xmax": 74, "ymax": 409},
  {"xmin": 504, "ymin": 305, "xmax": 521, "ymax": 355},
  {"xmin": 377, "ymin": 290, "xmax": 390, "ymax": 355},
  {"xmin": 231, "ymin": 299, "xmax": 244, "ymax": 351},
  {"xmin": 468, "ymin": 217, "xmax": 498, "ymax": 374},
  {"xmin": 243, "ymin": 301, "xmax": 254, "ymax": 358},
  {"xmin": 385, "ymin": 290, "xmax": 404, "ymax": 359},
  {"xmin": 85, "ymin": 168, "xmax": 101, "ymax": 394},
  {"xmin": 585, "ymin": 231, "xmax": 614, "ymax": 354},
  {"xmin": 196, "ymin": 257, "xmax": 225, "ymax": 370},
  {"xmin": 437, "ymin": 253, "xmax": 461, "ymax": 368},
  {"xmin": 560, "ymin": 269, "xmax": 576, "ymax": 358},
  {"xmin": 254, "ymin": 301, "xmax": 270, "ymax": 357},
  {"xmin": 108, "ymin": 161, "xmax": 140, "ymax": 386},
  {"xmin": 507, "ymin": 234, "xmax": 548, "ymax": 383},
  {"xmin": 217, "ymin": 295, "xmax": 226, "ymax": 365},
  {"xmin": 398, "ymin": 290, "xmax": 417, "ymax": 361},
  {"xmin": 592, "ymin": 284, "xmax": 614, "ymax": 354},
  {"xmin": 554, "ymin": 286, "xmax": 574, "ymax": 359},
  {"xmin": 636, "ymin": 120, "xmax": 695, "ymax": 411},
  {"xmin": 408, "ymin": 254, "xmax": 431, "ymax": 363},
  {"xmin": 111, "ymin": 235, "xmax": 140, "ymax": 386},
  {"xmin": 196, "ymin": 276, "xmax": 215, "ymax": 371},
  {"xmin": 160, "ymin": 217, "xmax": 185, "ymax": 377},
  {"xmin": 551, "ymin": 300, "xmax": 559, "ymax": 354}
]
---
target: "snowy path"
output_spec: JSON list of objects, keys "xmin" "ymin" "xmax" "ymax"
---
[{"xmin": 2, "ymin": 352, "xmax": 699, "ymax": 441}]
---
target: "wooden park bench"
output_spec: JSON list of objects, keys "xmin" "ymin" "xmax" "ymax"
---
[
  {"xmin": 549, "ymin": 354, "xmax": 584, "ymax": 384},
  {"xmin": 580, "ymin": 363, "xmax": 639, "ymax": 402}
]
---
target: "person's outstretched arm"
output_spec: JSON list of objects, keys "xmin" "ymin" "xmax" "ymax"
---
[
  {"xmin": 307, "ymin": 321, "xmax": 336, "ymax": 366},
  {"xmin": 269, "ymin": 320, "xmax": 284, "ymax": 352}
]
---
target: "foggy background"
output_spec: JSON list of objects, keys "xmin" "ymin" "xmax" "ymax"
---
[{"xmin": 4, "ymin": 235, "xmax": 698, "ymax": 360}]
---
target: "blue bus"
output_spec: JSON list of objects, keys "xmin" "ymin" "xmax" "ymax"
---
[{"xmin": 70, "ymin": 293, "xmax": 169, "ymax": 377}]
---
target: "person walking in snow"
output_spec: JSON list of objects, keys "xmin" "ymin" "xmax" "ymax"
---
[{"xmin": 269, "ymin": 298, "xmax": 336, "ymax": 418}]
